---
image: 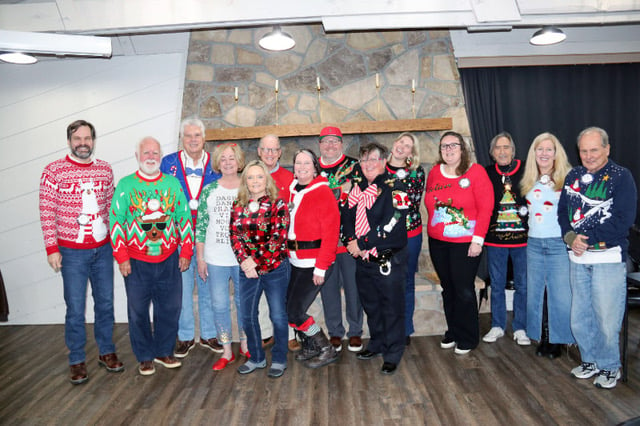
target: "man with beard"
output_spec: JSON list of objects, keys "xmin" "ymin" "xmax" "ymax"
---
[
  {"xmin": 110, "ymin": 137, "xmax": 193, "ymax": 376},
  {"xmin": 39, "ymin": 119, "xmax": 123, "ymax": 385}
]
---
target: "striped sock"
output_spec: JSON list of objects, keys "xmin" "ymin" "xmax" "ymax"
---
[{"xmin": 304, "ymin": 323, "xmax": 321, "ymax": 336}]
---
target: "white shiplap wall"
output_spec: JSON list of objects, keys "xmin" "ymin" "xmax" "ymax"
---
[{"xmin": 0, "ymin": 36, "xmax": 189, "ymax": 324}]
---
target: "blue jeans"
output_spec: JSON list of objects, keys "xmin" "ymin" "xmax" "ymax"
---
[
  {"xmin": 177, "ymin": 250, "xmax": 216, "ymax": 341},
  {"xmin": 526, "ymin": 237, "xmax": 575, "ymax": 343},
  {"xmin": 240, "ymin": 259, "xmax": 290, "ymax": 365},
  {"xmin": 570, "ymin": 261, "xmax": 626, "ymax": 370},
  {"xmin": 487, "ymin": 245, "xmax": 527, "ymax": 331},
  {"xmin": 405, "ymin": 233, "xmax": 422, "ymax": 336},
  {"xmin": 208, "ymin": 264, "xmax": 244, "ymax": 345},
  {"xmin": 124, "ymin": 250, "xmax": 182, "ymax": 362},
  {"xmin": 320, "ymin": 252, "xmax": 363, "ymax": 338},
  {"xmin": 60, "ymin": 244, "xmax": 116, "ymax": 365}
]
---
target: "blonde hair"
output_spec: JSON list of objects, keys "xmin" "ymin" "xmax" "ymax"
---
[
  {"xmin": 211, "ymin": 142, "xmax": 245, "ymax": 173},
  {"xmin": 236, "ymin": 160, "xmax": 279, "ymax": 207},
  {"xmin": 390, "ymin": 132, "xmax": 421, "ymax": 170},
  {"xmin": 520, "ymin": 132, "xmax": 572, "ymax": 195}
]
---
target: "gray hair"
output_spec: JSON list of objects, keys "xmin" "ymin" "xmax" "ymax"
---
[
  {"xmin": 489, "ymin": 132, "xmax": 516, "ymax": 159},
  {"xmin": 179, "ymin": 117, "xmax": 206, "ymax": 140},
  {"xmin": 577, "ymin": 126, "xmax": 609, "ymax": 148}
]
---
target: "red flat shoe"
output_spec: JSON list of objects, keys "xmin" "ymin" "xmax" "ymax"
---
[
  {"xmin": 212, "ymin": 353, "xmax": 236, "ymax": 371},
  {"xmin": 239, "ymin": 348, "xmax": 250, "ymax": 359}
]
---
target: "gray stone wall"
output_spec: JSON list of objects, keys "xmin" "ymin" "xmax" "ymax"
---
[{"xmin": 183, "ymin": 25, "xmax": 481, "ymax": 335}]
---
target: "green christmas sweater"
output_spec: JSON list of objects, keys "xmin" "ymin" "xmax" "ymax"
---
[{"xmin": 110, "ymin": 171, "xmax": 193, "ymax": 264}]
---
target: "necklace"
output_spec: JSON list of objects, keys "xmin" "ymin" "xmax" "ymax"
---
[{"xmin": 495, "ymin": 160, "xmax": 519, "ymax": 185}]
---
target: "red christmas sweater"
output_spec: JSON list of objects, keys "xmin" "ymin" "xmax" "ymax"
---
[
  {"xmin": 39, "ymin": 155, "xmax": 114, "ymax": 254},
  {"xmin": 424, "ymin": 163, "xmax": 494, "ymax": 245},
  {"xmin": 287, "ymin": 175, "xmax": 340, "ymax": 275},
  {"xmin": 271, "ymin": 165, "xmax": 294, "ymax": 203}
]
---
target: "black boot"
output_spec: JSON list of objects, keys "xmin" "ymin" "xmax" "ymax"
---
[
  {"xmin": 295, "ymin": 330, "xmax": 320, "ymax": 362},
  {"xmin": 305, "ymin": 330, "xmax": 338, "ymax": 369},
  {"xmin": 536, "ymin": 291, "xmax": 551, "ymax": 357},
  {"xmin": 547, "ymin": 344, "xmax": 562, "ymax": 359}
]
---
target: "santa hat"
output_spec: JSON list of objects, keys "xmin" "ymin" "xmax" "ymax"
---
[{"xmin": 319, "ymin": 126, "xmax": 343, "ymax": 141}]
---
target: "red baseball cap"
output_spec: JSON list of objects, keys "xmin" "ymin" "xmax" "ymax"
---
[{"xmin": 319, "ymin": 126, "xmax": 343, "ymax": 140}]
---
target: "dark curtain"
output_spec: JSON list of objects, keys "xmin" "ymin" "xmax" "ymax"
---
[{"xmin": 461, "ymin": 64, "xmax": 640, "ymax": 224}]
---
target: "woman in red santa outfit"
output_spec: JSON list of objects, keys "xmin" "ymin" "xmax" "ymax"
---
[{"xmin": 286, "ymin": 149, "xmax": 340, "ymax": 369}]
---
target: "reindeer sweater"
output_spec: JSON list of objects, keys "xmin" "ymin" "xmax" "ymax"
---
[
  {"xmin": 39, "ymin": 155, "xmax": 114, "ymax": 255},
  {"xmin": 109, "ymin": 171, "xmax": 193, "ymax": 264}
]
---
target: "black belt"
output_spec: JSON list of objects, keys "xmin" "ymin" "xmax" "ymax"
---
[{"xmin": 287, "ymin": 239, "xmax": 322, "ymax": 251}]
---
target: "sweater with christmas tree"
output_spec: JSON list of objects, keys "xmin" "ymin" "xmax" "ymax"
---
[
  {"xmin": 109, "ymin": 171, "xmax": 193, "ymax": 264},
  {"xmin": 39, "ymin": 155, "xmax": 114, "ymax": 254},
  {"xmin": 558, "ymin": 160, "xmax": 637, "ymax": 262},
  {"xmin": 484, "ymin": 160, "xmax": 528, "ymax": 247}
]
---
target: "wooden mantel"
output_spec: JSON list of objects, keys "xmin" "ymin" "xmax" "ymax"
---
[{"xmin": 205, "ymin": 118, "xmax": 452, "ymax": 141}]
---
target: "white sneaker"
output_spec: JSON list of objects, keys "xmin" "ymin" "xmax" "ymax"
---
[
  {"xmin": 593, "ymin": 369, "xmax": 621, "ymax": 389},
  {"xmin": 513, "ymin": 330, "xmax": 531, "ymax": 346},
  {"xmin": 482, "ymin": 327, "xmax": 504, "ymax": 343},
  {"xmin": 454, "ymin": 346, "xmax": 471, "ymax": 355},
  {"xmin": 571, "ymin": 362, "xmax": 600, "ymax": 379}
]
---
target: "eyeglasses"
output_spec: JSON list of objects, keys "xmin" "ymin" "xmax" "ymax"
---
[
  {"xmin": 359, "ymin": 157, "xmax": 384, "ymax": 164},
  {"xmin": 259, "ymin": 147, "xmax": 281, "ymax": 154},
  {"xmin": 320, "ymin": 138, "xmax": 342, "ymax": 145},
  {"xmin": 440, "ymin": 143, "xmax": 461, "ymax": 151}
]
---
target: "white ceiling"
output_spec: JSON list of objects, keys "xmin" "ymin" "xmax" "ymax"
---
[{"xmin": 1, "ymin": 0, "xmax": 640, "ymax": 63}]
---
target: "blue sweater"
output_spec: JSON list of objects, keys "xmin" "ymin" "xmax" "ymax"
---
[{"xmin": 558, "ymin": 160, "xmax": 637, "ymax": 260}]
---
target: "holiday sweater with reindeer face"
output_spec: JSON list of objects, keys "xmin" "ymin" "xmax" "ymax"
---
[
  {"xmin": 424, "ymin": 163, "xmax": 494, "ymax": 245},
  {"xmin": 484, "ymin": 160, "xmax": 528, "ymax": 247},
  {"xmin": 39, "ymin": 155, "xmax": 114, "ymax": 255},
  {"xmin": 109, "ymin": 172, "xmax": 193, "ymax": 264},
  {"xmin": 558, "ymin": 160, "xmax": 637, "ymax": 262}
]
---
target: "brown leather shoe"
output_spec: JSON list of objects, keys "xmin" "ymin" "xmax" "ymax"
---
[
  {"xmin": 138, "ymin": 360, "xmax": 156, "ymax": 376},
  {"xmin": 262, "ymin": 336, "xmax": 275, "ymax": 349},
  {"xmin": 98, "ymin": 353, "xmax": 124, "ymax": 372},
  {"xmin": 330, "ymin": 336, "xmax": 342, "ymax": 352},
  {"xmin": 200, "ymin": 338, "xmax": 224, "ymax": 354},
  {"xmin": 154, "ymin": 356, "xmax": 182, "ymax": 369},
  {"xmin": 175, "ymin": 339, "xmax": 195, "ymax": 358},
  {"xmin": 69, "ymin": 362, "xmax": 88, "ymax": 385},
  {"xmin": 348, "ymin": 336, "xmax": 363, "ymax": 352},
  {"xmin": 288, "ymin": 338, "xmax": 302, "ymax": 352}
]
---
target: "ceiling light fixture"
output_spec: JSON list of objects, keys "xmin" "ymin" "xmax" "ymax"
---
[
  {"xmin": 0, "ymin": 30, "xmax": 112, "ymax": 59},
  {"xmin": 0, "ymin": 52, "xmax": 38, "ymax": 64},
  {"xmin": 530, "ymin": 27, "xmax": 567, "ymax": 46},
  {"xmin": 259, "ymin": 26, "xmax": 295, "ymax": 51}
]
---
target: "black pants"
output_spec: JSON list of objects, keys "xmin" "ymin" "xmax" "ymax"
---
[
  {"xmin": 356, "ymin": 247, "xmax": 407, "ymax": 364},
  {"xmin": 429, "ymin": 237, "xmax": 481, "ymax": 350},
  {"xmin": 287, "ymin": 264, "xmax": 333, "ymax": 330}
]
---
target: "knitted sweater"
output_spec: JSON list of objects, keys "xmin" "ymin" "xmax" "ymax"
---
[
  {"xmin": 39, "ymin": 155, "xmax": 114, "ymax": 254},
  {"xmin": 424, "ymin": 163, "xmax": 494, "ymax": 245},
  {"xmin": 558, "ymin": 160, "xmax": 637, "ymax": 262},
  {"xmin": 109, "ymin": 172, "xmax": 193, "ymax": 264},
  {"xmin": 270, "ymin": 165, "xmax": 294, "ymax": 203},
  {"xmin": 526, "ymin": 182, "xmax": 562, "ymax": 239},
  {"xmin": 160, "ymin": 150, "xmax": 220, "ymax": 225},
  {"xmin": 230, "ymin": 196, "xmax": 290, "ymax": 275},
  {"xmin": 287, "ymin": 175, "xmax": 340, "ymax": 275},
  {"xmin": 484, "ymin": 160, "xmax": 528, "ymax": 247},
  {"xmin": 385, "ymin": 164, "xmax": 425, "ymax": 238}
]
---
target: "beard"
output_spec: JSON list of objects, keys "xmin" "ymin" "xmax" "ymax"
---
[
  {"xmin": 139, "ymin": 160, "xmax": 160, "ymax": 175},
  {"xmin": 72, "ymin": 145, "xmax": 93, "ymax": 160}
]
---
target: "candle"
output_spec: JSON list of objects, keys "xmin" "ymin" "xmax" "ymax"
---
[
  {"xmin": 275, "ymin": 79, "xmax": 279, "ymax": 92},
  {"xmin": 234, "ymin": 87, "xmax": 238, "ymax": 101},
  {"xmin": 375, "ymin": 73, "xmax": 380, "ymax": 88},
  {"xmin": 316, "ymin": 77, "xmax": 321, "ymax": 91},
  {"xmin": 412, "ymin": 79, "xmax": 415, "ymax": 92}
]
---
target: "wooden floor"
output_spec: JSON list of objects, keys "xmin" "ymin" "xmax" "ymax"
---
[{"xmin": 1, "ymin": 312, "xmax": 639, "ymax": 426}]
